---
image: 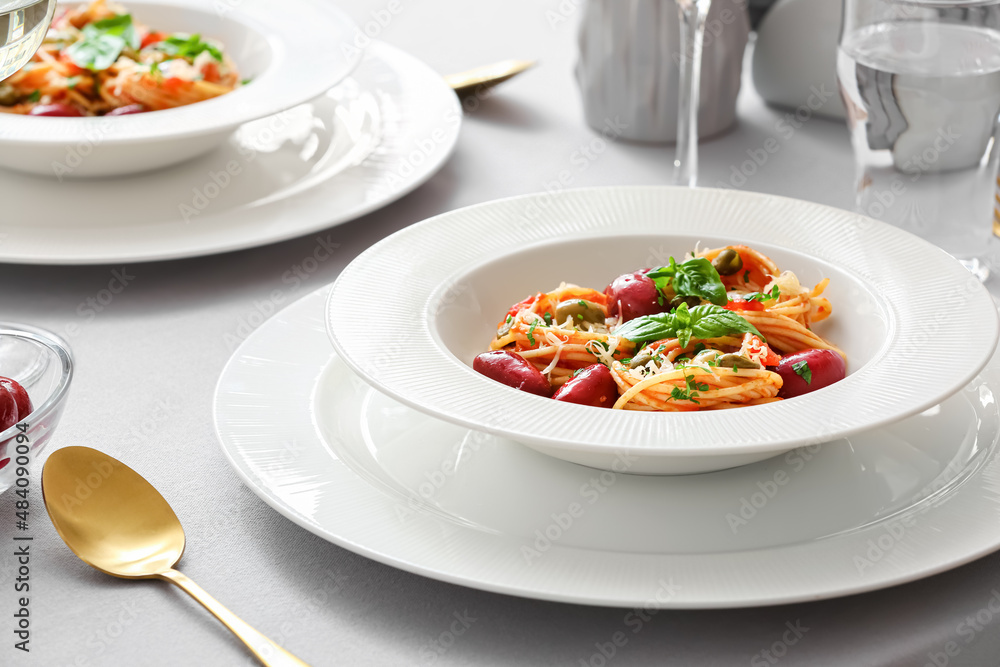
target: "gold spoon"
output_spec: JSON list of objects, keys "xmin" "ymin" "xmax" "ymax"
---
[
  {"xmin": 444, "ymin": 60, "xmax": 536, "ymax": 100},
  {"xmin": 42, "ymin": 446, "xmax": 310, "ymax": 667}
]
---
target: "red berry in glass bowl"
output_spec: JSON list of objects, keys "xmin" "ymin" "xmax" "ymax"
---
[
  {"xmin": 0, "ymin": 389, "xmax": 16, "ymax": 433},
  {"xmin": 0, "ymin": 377, "xmax": 31, "ymax": 423},
  {"xmin": 0, "ymin": 323, "xmax": 74, "ymax": 494}
]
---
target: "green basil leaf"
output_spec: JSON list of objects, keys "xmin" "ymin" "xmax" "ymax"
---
[
  {"xmin": 645, "ymin": 257, "xmax": 678, "ymax": 282},
  {"xmin": 90, "ymin": 14, "xmax": 140, "ymax": 50},
  {"xmin": 645, "ymin": 258, "xmax": 677, "ymax": 300},
  {"xmin": 646, "ymin": 257, "xmax": 727, "ymax": 306},
  {"xmin": 614, "ymin": 303, "xmax": 762, "ymax": 346},
  {"xmin": 67, "ymin": 34, "xmax": 125, "ymax": 71},
  {"xmin": 676, "ymin": 326, "xmax": 692, "ymax": 349},
  {"xmin": 671, "ymin": 257, "xmax": 727, "ymax": 306},
  {"xmin": 674, "ymin": 301, "xmax": 691, "ymax": 327},
  {"xmin": 687, "ymin": 304, "xmax": 763, "ymax": 341},
  {"xmin": 612, "ymin": 312, "xmax": 677, "ymax": 344},
  {"xmin": 66, "ymin": 14, "xmax": 138, "ymax": 71},
  {"xmin": 157, "ymin": 33, "xmax": 224, "ymax": 62}
]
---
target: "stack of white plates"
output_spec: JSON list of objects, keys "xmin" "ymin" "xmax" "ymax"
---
[
  {"xmin": 215, "ymin": 187, "xmax": 1000, "ymax": 608},
  {"xmin": 0, "ymin": 0, "xmax": 461, "ymax": 264}
]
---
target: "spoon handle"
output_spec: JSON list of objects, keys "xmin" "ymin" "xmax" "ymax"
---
[{"xmin": 158, "ymin": 569, "xmax": 311, "ymax": 667}]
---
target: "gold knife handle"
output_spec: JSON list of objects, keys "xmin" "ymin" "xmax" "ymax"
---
[{"xmin": 158, "ymin": 569, "xmax": 311, "ymax": 667}]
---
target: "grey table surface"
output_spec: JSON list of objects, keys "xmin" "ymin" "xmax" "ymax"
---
[{"xmin": 4, "ymin": 1, "xmax": 1000, "ymax": 665}]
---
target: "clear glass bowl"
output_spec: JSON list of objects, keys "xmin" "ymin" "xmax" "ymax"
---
[{"xmin": 0, "ymin": 322, "xmax": 73, "ymax": 495}]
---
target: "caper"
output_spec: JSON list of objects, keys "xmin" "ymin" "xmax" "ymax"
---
[
  {"xmin": 712, "ymin": 248, "xmax": 743, "ymax": 276},
  {"xmin": 0, "ymin": 83, "xmax": 18, "ymax": 107},
  {"xmin": 555, "ymin": 299, "xmax": 604, "ymax": 325},
  {"xmin": 717, "ymin": 353, "xmax": 760, "ymax": 370},
  {"xmin": 669, "ymin": 295, "xmax": 702, "ymax": 310},
  {"xmin": 628, "ymin": 348, "xmax": 657, "ymax": 369}
]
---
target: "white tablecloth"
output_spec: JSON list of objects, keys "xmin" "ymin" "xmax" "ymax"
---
[{"xmin": 4, "ymin": 1, "xmax": 1000, "ymax": 665}]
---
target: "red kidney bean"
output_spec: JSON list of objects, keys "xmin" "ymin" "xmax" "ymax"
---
[
  {"xmin": 473, "ymin": 350, "xmax": 552, "ymax": 397},
  {"xmin": 775, "ymin": 349, "xmax": 846, "ymax": 399},
  {"xmin": 0, "ymin": 377, "xmax": 31, "ymax": 422},
  {"xmin": 604, "ymin": 272, "xmax": 663, "ymax": 322},
  {"xmin": 553, "ymin": 364, "xmax": 618, "ymax": 408},
  {"xmin": 28, "ymin": 103, "xmax": 83, "ymax": 117},
  {"xmin": 105, "ymin": 104, "xmax": 146, "ymax": 116}
]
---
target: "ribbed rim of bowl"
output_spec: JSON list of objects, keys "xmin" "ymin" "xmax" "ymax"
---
[
  {"xmin": 325, "ymin": 185, "xmax": 1000, "ymax": 457},
  {"xmin": 0, "ymin": 0, "xmax": 362, "ymax": 144},
  {"xmin": 0, "ymin": 322, "xmax": 74, "ymax": 441}
]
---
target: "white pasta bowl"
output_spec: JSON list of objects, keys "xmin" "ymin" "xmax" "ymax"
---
[
  {"xmin": 0, "ymin": 0, "xmax": 361, "ymax": 178},
  {"xmin": 326, "ymin": 186, "xmax": 999, "ymax": 475}
]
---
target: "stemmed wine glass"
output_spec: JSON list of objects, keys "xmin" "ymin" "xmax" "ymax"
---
[
  {"xmin": 0, "ymin": 0, "xmax": 57, "ymax": 80},
  {"xmin": 674, "ymin": 0, "xmax": 712, "ymax": 187}
]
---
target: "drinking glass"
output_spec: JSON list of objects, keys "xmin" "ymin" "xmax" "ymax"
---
[
  {"xmin": 675, "ymin": 0, "xmax": 713, "ymax": 186},
  {"xmin": 837, "ymin": 0, "xmax": 1000, "ymax": 279},
  {"xmin": 0, "ymin": 0, "xmax": 56, "ymax": 80}
]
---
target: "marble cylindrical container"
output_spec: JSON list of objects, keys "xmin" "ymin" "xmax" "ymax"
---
[{"xmin": 576, "ymin": 0, "xmax": 751, "ymax": 143}]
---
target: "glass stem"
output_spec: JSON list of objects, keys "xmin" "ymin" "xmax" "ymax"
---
[{"xmin": 674, "ymin": 0, "xmax": 711, "ymax": 188}]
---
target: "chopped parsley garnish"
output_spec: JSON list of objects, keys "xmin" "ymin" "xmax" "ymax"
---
[
  {"xmin": 743, "ymin": 270, "xmax": 751, "ymax": 284},
  {"xmin": 156, "ymin": 33, "xmax": 223, "ymax": 62},
  {"xmin": 792, "ymin": 360, "xmax": 812, "ymax": 384},
  {"xmin": 527, "ymin": 320, "xmax": 539, "ymax": 346},
  {"xmin": 572, "ymin": 368, "xmax": 587, "ymax": 378},
  {"xmin": 66, "ymin": 14, "xmax": 140, "ymax": 71},
  {"xmin": 542, "ymin": 312, "xmax": 552, "ymax": 326},
  {"xmin": 65, "ymin": 76, "xmax": 81, "ymax": 89},
  {"xmin": 670, "ymin": 373, "xmax": 710, "ymax": 404},
  {"xmin": 240, "ymin": 77, "xmax": 252, "ymax": 85},
  {"xmin": 743, "ymin": 285, "xmax": 781, "ymax": 303},
  {"xmin": 27, "ymin": 90, "xmax": 40, "ymax": 102},
  {"xmin": 613, "ymin": 302, "xmax": 763, "ymax": 348}
]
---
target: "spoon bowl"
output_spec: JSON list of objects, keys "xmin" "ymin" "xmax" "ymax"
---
[
  {"xmin": 42, "ymin": 446, "xmax": 184, "ymax": 578},
  {"xmin": 42, "ymin": 446, "xmax": 310, "ymax": 667}
]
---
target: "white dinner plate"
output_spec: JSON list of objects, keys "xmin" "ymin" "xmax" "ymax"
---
[
  {"xmin": 214, "ymin": 284, "xmax": 1000, "ymax": 608},
  {"xmin": 326, "ymin": 186, "xmax": 999, "ymax": 473},
  {"xmin": 0, "ymin": 41, "xmax": 460, "ymax": 264}
]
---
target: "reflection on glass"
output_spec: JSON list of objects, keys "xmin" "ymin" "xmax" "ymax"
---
[
  {"xmin": 0, "ymin": 0, "xmax": 56, "ymax": 81},
  {"xmin": 674, "ymin": 0, "xmax": 712, "ymax": 186}
]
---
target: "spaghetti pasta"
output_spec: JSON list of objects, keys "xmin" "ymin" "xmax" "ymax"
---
[{"xmin": 476, "ymin": 244, "xmax": 846, "ymax": 411}]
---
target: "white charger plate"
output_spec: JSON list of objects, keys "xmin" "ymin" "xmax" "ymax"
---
[
  {"xmin": 214, "ymin": 284, "xmax": 1000, "ymax": 608},
  {"xmin": 0, "ymin": 41, "xmax": 460, "ymax": 264},
  {"xmin": 326, "ymin": 186, "xmax": 999, "ymax": 474}
]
